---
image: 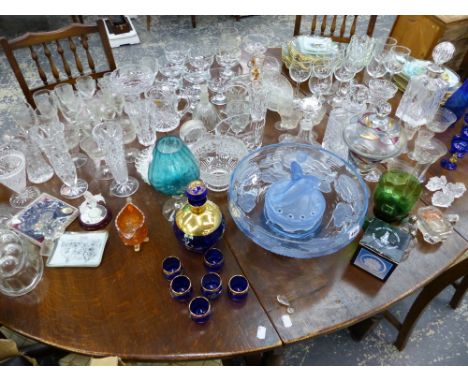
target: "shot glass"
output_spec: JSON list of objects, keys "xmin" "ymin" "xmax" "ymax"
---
[
  {"xmin": 189, "ymin": 296, "xmax": 211, "ymax": 324},
  {"xmin": 170, "ymin": 274, "xmax": 192, "ymax": 301},
  {"xmin": 201, "ymin": 272, "xmax": 223, "ymax": 300},
  {"xmin": 162, "ymin": 256, "xmax": 182, "ymax": 280},
  {"xmin": 228, "ymin": 275, "xmax": 249, "ymax": 302},
  {"xmin": 203, "ymin": 248, "xmax": 224, "ymax": 271}
]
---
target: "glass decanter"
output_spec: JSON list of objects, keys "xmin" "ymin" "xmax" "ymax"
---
[
  {"xmin": 148, "ymin": 136, "xmax": 200, "ymax": 222},
  {"xmin": 396, "ymin": 42, "xmax": 455, "ymax": 127},
  {"xmin": 173, "ymin": 180, "xmax": 225, "ymax": 253},
  {"xmin": 192, "ymin": 84, "xmax": 220, "ymax": 134}
]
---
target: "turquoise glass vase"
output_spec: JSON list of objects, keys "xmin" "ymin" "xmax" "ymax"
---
[{"xmin": 148, "ymin": 136, "xmax": 200, "ymax": 196}]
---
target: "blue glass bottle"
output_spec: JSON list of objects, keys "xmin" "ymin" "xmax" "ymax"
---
[
  {"xmin": 173, "ymin": 180, "xmax": 225, "ymax": 253},
  {"xmin": 148, "ymin": 136, "xmax": 200, "ymax": 196}
]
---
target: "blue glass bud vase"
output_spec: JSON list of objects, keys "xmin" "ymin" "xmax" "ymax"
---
[
  {"xmin": 148, "ymin": 136, "xmax": 200, "ymax": 221},
  {"xmin": 174, "ymin": 180, "xmax": 225, "ymax": 253}
]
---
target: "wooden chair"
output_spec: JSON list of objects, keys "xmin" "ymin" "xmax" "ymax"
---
[
  {"xmin": 349, "ymin": 253, "xmax": 468, "ymax": 351},
  {"xmin": 0, "ymin": 19, "xmax": 116, "ymax": 108},
  {"xmin": 293, "ymin": 15, "xmax": 378, "ymax": 43}
]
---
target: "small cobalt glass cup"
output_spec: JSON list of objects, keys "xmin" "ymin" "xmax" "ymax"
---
[
  {"xmin": 228, "ymin": 274, "xmax": 249, "ymax": 302},
  {"xmin": 203, "ymin": 248, "xmax": 224, "ymax": 271},
  {"xmin": 170, "ymin": 275, "xmax": 192, "ymax": 301},
  {"xmin": 201, "ymin": 272, "xmax": 223, "ymax": 300},
  {"xmin": 162, "ymin": 256, "xmax": 182, "ymax": 280},
  {"xmin": 189, "ymin": 296, "xmax": 211, "ymax": 324}
]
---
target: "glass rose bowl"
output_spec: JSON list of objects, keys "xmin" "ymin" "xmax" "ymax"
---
[{"xmin": 228, "ymin": 143, "xmax": 369, "ymax": 259}]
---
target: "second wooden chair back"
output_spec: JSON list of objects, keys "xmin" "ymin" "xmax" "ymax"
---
[
  {"xmin": 0, "ymin": 19, "xmax": 116, "ymax": 108},
  {"xmin": 294, "ymin": 15, "xmax": 378, "ymax": 43}
]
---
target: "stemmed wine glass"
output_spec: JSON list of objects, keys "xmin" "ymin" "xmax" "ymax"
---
[
  {"xmin": 330, "ymin": 60, "xmax": 355, "ymax": 106},
  {"xmin": 208, "ymin": 67, "xmax": 230, "ymax": 106},
  {"xmin": 383, "ymin": 45, "xmax": 411, "ymax": 79},
  {"xmin": 31, "ymin": 123, "xmax": 88, "ymax": 199},
  {"xmin": 92, "ymin": 121, "xmax": 139, "ymax": 197},
  {"xmin": 373, "ymin": 37, "xmax": 397, "ymax": 63},
  {"xmin": 0, "ymin": 150, "xmax": 40, "ymax": 208},
  {"xmin": 366, "ymin": 55, "xmax": 387, "ymax": 82},
  {"xmin": 309, "ymin": 56, "xmax": 335, "ymax": 97},
  {"xmin": 216, "ymin": 27, "xmax": 241, "ymax": 77},
  {"xmin": 289, "ymin": 57, "xmax": 311, "ymax": 97},
  {"xmin": 186, "ymin": 37, "xmax": 218, "ymax": 85}
]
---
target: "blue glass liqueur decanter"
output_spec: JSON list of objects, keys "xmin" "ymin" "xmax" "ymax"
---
[{"xmin": 173, "ymin": 180, "xmax": 225, "ymax": 253}]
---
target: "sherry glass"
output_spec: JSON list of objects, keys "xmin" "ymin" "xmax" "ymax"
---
[
  {"xmin": 92, "ymin": 121, "xmax": 139, "ymax": 197},
  {"xmin": 366, "ymin": 55, "xmax": 387, "ymax": 81},
  {"xmin": 330, "ymin": 60, "xmax": 355, "ymax": 106},
  {"xmin": 208, "ymin": 67, "xmax": 230, "ymax": 106},
  {"xmin": 187, "ymin": 37, "xmax": 218, "ymax": 85},
  {"xmin": 79, "ymin": 135, "xmax": 113, "ymax": 181},
  {"xmin": 75, "ymin": 75, "xmax": 97, "ymax": 99},
  {"xmin": 309, "ymin": 56, "xmax": 335, "ymax": 97},
  {"xmin": 31, "ymin": 123, "xmax": 88, "ymax": 199},
  {"xmin": 0, "ymin": 150, "xmax": 40, "ymax": 208},
  {"xmin": 289, "ymin": 57, "xmax": 311, "ymax": 97}
]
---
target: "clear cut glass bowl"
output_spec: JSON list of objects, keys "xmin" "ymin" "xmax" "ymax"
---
[
  {"xmin": 228, "ymin": 143, "xmax": 369, "ymax": 259},
  {"xmin": 190, "ymin": 135, "xmax": 248, "ymax": 192},
  {"xmin": 110, "ymin": 64, "xmax": 155, "ymax": 96}
]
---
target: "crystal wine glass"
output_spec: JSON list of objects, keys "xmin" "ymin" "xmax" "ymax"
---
[
  {"xmin": 309, "ymin": 56, "xmax": 335, "ymax": 97},
  {"xmin": 187, "ymin": 37, "xmax": 217, "ymax": 85},
  {"xmin": 0, "ymin": 150, "xmax": 40, "ymax": 208},
  {"xmin": 216, "ymin": 27, "xmax": 241, "ymax": 77},
  {"xmin": 330, "ymin": 60, "xmax": 355, "ymax": 106},
  {"xmin": 79, "ymin": 135, "xmax": 113, "ymax": 181},
  {"xmin": 31, "ymin": 123, "xmax": 88, "ymax": 199},
  {"xmin": 208, "ymin": 67, "xmax": 230, "ymax": 106},
  {"xmin": 383, "ymin": 45, "xmax": 411, "ymax": 79},
  {"xmin": 373, "ymin": 37, "xmax": 397, "ymax": 63},
  {"xmin": 289, "ymin": 57, "xmax": 312, "ymax": 97},
  {"xmin": 92, "ymin": 121, "xmax": 139, "ymax": 197}
]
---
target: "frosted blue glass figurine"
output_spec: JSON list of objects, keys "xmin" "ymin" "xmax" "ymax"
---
[
  {"xmin": 148, "ymin": 136, "xmax": 200, "ymax": 221},
  {"xmin": 264, "ymin": 161, "xmax": 326, "ymax": 238}
]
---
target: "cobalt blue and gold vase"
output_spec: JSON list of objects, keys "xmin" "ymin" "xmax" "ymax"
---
[{"xmin": 173, "ymin": 180, "xmax": 225, "ymax": 253}]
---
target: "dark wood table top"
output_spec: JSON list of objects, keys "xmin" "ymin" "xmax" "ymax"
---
[{"xmin": 0, "ymin": 48, "xmax": 466, "ymax": 360}]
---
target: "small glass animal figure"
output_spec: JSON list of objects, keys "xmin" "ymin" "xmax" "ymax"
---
[{"xmin": 115, "ymin": 198, "xmax": 149, "ymax": 252}]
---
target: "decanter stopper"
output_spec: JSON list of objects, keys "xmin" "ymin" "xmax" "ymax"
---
[
  {"xmin": 429, "ymin": 41, "xmax": 455, "ymax": 73},
  {"xmin": 375, "ymin": 100, "xmax": 392, "ymax": 120}
]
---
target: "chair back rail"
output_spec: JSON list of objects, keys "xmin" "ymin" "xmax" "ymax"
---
[
  {"xmin": 0, "ymin": 20, "xmax": 116, "ymax": 108},
  {"xmin": 294, "ymin": 15, "xmax": 377, "ymax": 43}
]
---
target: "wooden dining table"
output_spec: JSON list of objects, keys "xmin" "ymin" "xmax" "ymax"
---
[{"xmin": 0, "ymin": 48, "xmax": 466, "ymax": 363}]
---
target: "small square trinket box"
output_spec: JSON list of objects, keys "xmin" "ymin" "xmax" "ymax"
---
[{"xmin": 351, "ymin": 218, "xmax": 411, "ymax": 282}]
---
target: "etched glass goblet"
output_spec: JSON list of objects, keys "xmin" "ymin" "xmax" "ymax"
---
[
  {"xmin": 92, "ymin": 121, "xmax": 139, "ymax": 197},
  {"xmin": 0, "ymin": 150, "xmax": 40, "ymax": 208},
  {"xmin": 289, "ymin": 57, "xmax": 311, "ymax": 97},
  {"xmin": 31, "ymin": 123, "xmax": 88, "ymax": 199}
]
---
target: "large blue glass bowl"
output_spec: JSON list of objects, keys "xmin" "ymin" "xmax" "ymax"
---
[{"xmin": 228, "ymin": 143, "xmax": 369, "ymax": 259}]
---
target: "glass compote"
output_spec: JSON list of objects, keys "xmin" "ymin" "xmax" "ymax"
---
[
  {"xmin": 0, "ymin": 150, "xmax": 40, "ymax": 208},
  {"xmin": 148, "ymin": 136, "xmax": 200, "ymax": 222},
  {"xmin": 368, "ymin": 78, "xmax": 398, "ymax": 106},
  {"xmin": 92, "ymin": 121, "xmax": 139, "ymax": 197},
  {"xmin": 289, "ymin": 57, "xmax": 311, "ymax": 97},
  {"xmin": 344, "ymin": 101, "xmax": 406, "ymax": 182},
  {"xmin": 31, "ymin": 123, "xmax": 88, "ymax": 199}
]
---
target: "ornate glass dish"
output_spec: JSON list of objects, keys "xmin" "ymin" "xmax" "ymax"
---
[{"xmin": 228, "ymin": 143, "xmax": 369, "ymax": 259}]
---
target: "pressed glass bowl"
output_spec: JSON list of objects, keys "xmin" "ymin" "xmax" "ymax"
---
[
  {"xmin": 190, "ymin": 135, "xmax": 248, "ymax": 192},
  {"xmin": 110, "ymin": 64, "xmax": 154, "ymax": 96},
  {"xmin": 228, "ymin": 143, "xmax": 369, "ymax": 259}
]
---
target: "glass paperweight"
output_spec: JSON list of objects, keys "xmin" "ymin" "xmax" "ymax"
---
[
  {"xmin": 264, "ymin": 161, "xmax": 325, "ymax": 238},
  {"xmin": 228, "ymin": 143, "xmax": 369, "ymax": 259},
  {"xmin": 416, "ymin": 206, "xmax": 455, "ymax": 244},
  {"xmin": 173, "ymin": 180, "xmax": 225, "ymax": 253},
  {"xmin": 115, "ymin": 198, "xmax": 149, "ymax": 252},
  {"xmin": 78, "ymin": 192, "xmax": 112, "ymax": 231}
]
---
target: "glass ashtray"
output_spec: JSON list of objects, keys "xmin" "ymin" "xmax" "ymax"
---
[{"xmin": 228, "ymin": 143, "xmax": 369, "ymax": 258}]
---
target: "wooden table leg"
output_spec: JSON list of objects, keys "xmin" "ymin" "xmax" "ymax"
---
[
  {"xmin": 450, "ymin": 275, "xmax": 468, "ymax": 309},
  {"xmin": 348, "ymin": 314, "xmax": 384, "ymax": 342}
]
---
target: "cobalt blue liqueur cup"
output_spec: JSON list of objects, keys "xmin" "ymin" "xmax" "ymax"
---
[
  {"xmin": 203, "ymin": 248, "xmax": 224, "ymax": 271},
  {"xmin": 162, "ymin": 256, "xmax": 182, "ymax": 280},
  {"xmin": 201, "ymin": 272, "xmax": 223, "ymax": 300},
  {"xmin": 228, "ymin": 275, "xmax": 249, "ymax": 302},
  {"xmin": 189, "ymin": 296, "xmax": 211, "ymax": 324},
  {"xmin": 170, "ymin": 275, "xmax": 192, "ymax": 301}
]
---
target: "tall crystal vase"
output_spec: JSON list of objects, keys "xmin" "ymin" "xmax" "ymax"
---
[
  {"xmin": 31, "ymin": 123, "xmax": 88, "ymax": 199},
  {"xmin": 92, "ymin": 121, "xmax": 139, "ymax": 197}
]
